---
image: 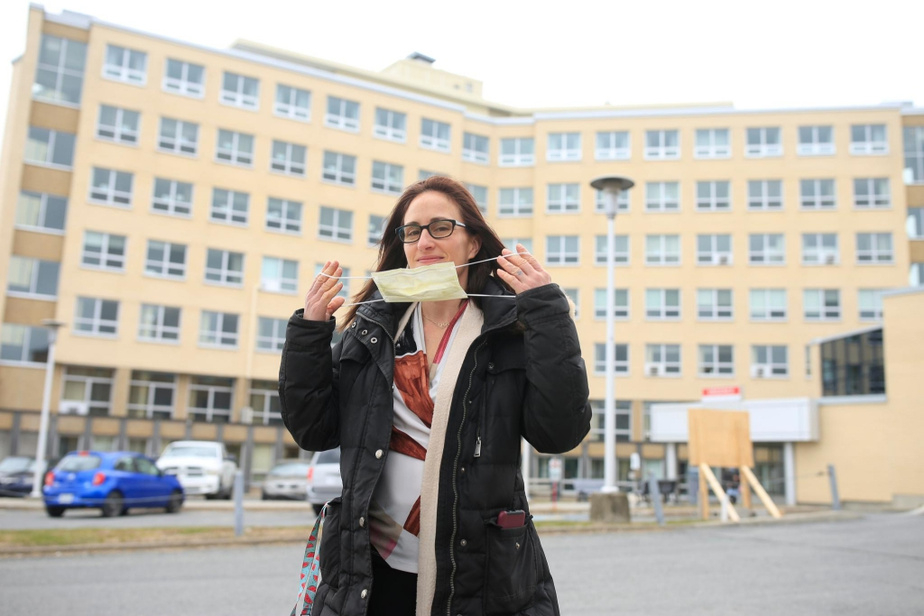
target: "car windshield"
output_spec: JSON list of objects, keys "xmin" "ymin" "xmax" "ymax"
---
[
  {"xmin": 161, "ymin": 445, "xmax": 217, "ymax": 458},
  {"xmin": 268, "ymin": 462, "xmax": 310, "ymax": 477},
  {"xmin": 56, "ymin": 454, "xmax": 102, "ymax": 472},
  {"xmin": 315, "ymin": 449, "xmax": 340, "ymax": 465},
  {"xmin": 0, "ymin": 457, "xmax": 33, "ymax": 473}
]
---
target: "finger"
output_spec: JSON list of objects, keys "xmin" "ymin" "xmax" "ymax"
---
[{"xmin": 326, "ymin": 296, "xmax": 346, "ymax": 320}]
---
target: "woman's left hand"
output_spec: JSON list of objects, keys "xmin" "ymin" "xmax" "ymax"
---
[{"xmin": 497, "ymin": 243, "xmax": 552, "ymax": 294}]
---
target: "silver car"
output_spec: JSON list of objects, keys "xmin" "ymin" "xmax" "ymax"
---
[
  {"xmin": 261, "ymin": 459, "xmax": 311, "ymax": 500},
  {"xmin": 306, "ymin": 448, "xmax": 341, "ymax": 514}
]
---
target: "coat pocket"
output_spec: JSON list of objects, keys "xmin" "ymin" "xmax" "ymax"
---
[
  {"xmin": 483, "ymin": 515, "xmax": 538, "ymax": 615},
  {"xmin": 319, "ymin": 497, "xmax": 342, "ymax": 589}
]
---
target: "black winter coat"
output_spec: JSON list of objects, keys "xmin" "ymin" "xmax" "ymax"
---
[{"xmin": 279, "ymin": 280, "xmax": 592, "ymax": 616}]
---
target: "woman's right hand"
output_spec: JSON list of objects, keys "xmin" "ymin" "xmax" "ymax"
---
[{"xmin": 304, "ymin": 260, "xmax": 345, "ymax": 321}]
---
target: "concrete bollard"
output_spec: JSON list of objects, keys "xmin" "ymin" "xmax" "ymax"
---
[
  {"xmin": 589, "ymin": 491, "xmax": 631, "ymax": 523},
  {"xmin": 233, "ymin": 470, "xmax": 244, "ymax": 537}
]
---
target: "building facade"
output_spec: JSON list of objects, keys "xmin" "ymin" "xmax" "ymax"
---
[{"xmin": 1, "ymin": 7, "xmax": 922, "ymax": 493}]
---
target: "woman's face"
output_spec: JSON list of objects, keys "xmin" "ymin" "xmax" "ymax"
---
[{"xmin": 402, "ymin": 190, "xmax": 481, "ymax": 289}]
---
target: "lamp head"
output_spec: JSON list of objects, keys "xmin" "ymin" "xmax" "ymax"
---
[{"xmin": 590, "ymin": 176, "xmax": 634, "ymax": 217}]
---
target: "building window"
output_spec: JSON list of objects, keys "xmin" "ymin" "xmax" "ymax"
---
[
  {"xmin": 261, "ymin": 257, "xmax": 299, "ymax": 293},
  {"xmin": 210, "ymin": 188, "xmax": 249, "ymax": 226},
  {"xmin": 750, "ymin": 289, "xmax": 787, "ymax": 321},
  {"xmin": 589, "ymin": 400, "xmax": 632, "ymax": 442},
  {"xmin": 325, "ymin": 96, "xmax": 360, "ymax": 131},
  {"xmin": 801, "ymin": 233, "xmax": 839, "ymax": 265},
  {"xmin": 127, "ymin": 371, "xmax": 176, "ymax": 419},
  {"xmin": 820, "ymin": 330, "xmax": 885, "ymax": 396},
  {"xmin": 645, "ymin": 289, "xmax": 681, "ymax": 320},
  {"xmin": 81, "ymin": 231, "xmax": 126, "ymax": 272},
  {"xmin": 15, "ymin": 191, "xmax": 67, "ymax": 232},
  {"xmin": 34, "ymin": 35, "xmax": 86, "ymax": 105},
  {"xmin": 205, "ymin": 249, "xmax": 245, "ymax": 286},
  {"xmin": 103, "ymin": 45, "xmax": 147, "ymax": 85},
  {"xmin": 547, "ymin": 183, "xmax": 580, "ymax": 213},
  {"xmin": 593, "ymin": 343, "xmax": 630, "ymax": 375},
  {"xmin": 699, "ymin": 345, "xmax": 734, "ymax": 376},
  {"xmin": 695, "ymin": 181, "xmax": 731, "ymax": 211},
  {"xmin": 694, "ymin": 128, "xmax": 730, "ymax": 158},
  {"xmin": 266, "ymin": 198, "xmax": 302, "ymax": 234},
  {"xmin": 547, "ymin": 132, "xmax": 581, "ymax": 161},
  {"xmin": 96, "ymin": 105, "xmax": 139, "ymax": 145},
  {"xmin": 746, "ymin": 127, "xmax": 782, "ymax": 157},
  {"xmin": 188, "ymin": 376, "xmax": 234, "ymax": 422},
  {"xmin": 157, "ymin": 117, "xmax": 199, "ymax": 156},
  {"xmin": 151, "ymin": 178, "xmax": 193, "ymax": 217},
  {"xmin": 318, "ymin": 206, "xmax": 353, "ymax": 242},
  {"xmin": 74, "ymin": 297, "xmax": 119, "ymax": 337},
  {"xmin": 697, "ymin": 234, "xmax": 732, "ymax": 265},
  {"xmin": 563, "ymin": 288, "xmax": 580, "ymax": 319},
  {"xmin": 644, "ymin": 129, "xmax": 680, "ymax": 160},
  {"xmin": 419, "ymin": 170, "xmax": 442, "ymax": 181},
  {"xmin": 747, "ymin": 180, "xmax": 783, "ymax": 210},
  {"xmin": 546, "ymin": 236, "xmax": 580, "ymax": 266},
  {"xmin": 257, "ymin": 317, "xmax": 287, "ymax": 352},
  {"xmin": 800, "ymin": 179, "xmax": 836, "ymax": 209},
  {"xmin": 368, "ymin": 215, "xmax": 386, "ymax": 247},
  {"xmin": 594, "ymin": 190, "xmax": 629, "ymax": 213},
  {"xmin": 798, "ymin": 125, "xmax": 834, "ymax": 156},
  {"xmin": 697, "ymin": 289, "xmax": 733, "ymax": 320},
  {"xmin": 138, "ymin": 304, "xmax": 181, "ymax": 342},
  {"xmin": 322, "ymin": 151, "xmax": 357, "ymax": 186},
  {"xmin": 594, "ymin": 235, "xmax": 630, "ymax": 266},
  {"xmin": 749, "ymin": 233, "xmax": 785, "ymax": 265},
  {"xmin": 645, "ymin": 344, "xmax": 681, "ymax": 376},
  {"xmin": 371, "ymin": 161, "xmax": 404, "ymax": 194},
  {"xmin": 88, "ymin": 168, "xmax": 133, "ymax": 207},
  {"xmin": 25, "ymin": 127, "xmax": 75, "ymax": 168},
  {"xmin": 145, "ymin": 240, "xmax": 187, "ymax": 279},
  {"xmin": 856, "ymin": 232, "xmax": 893, "ymax": 264},
  {"xmin": 502, "ymin": 238, "xmax": 533, "ymax": 254},
  {"xmin": 499, "ymin": 137, "xmax": 534, "ymax": 166},
  {"xmin": 858, "ymin": 289, "xmax": 884, "ymax": 321},
  {"xmin": 215, "ymin": 129, "xmax": 254, "ymax": 166},
  {"xmin": 62, "ymin": 367, "xmax": 113, "ymax": 416},
  {"xmin": 853, "ymin": 178, "xmax": 891, "ymax": 209},
  {"xmin": 850, "ymin": 124, "xmax": 888, "ymax": 155},
  {"xmin": 645, "ymin": 234, "xmax": 680, "ymax": 265},
  {"xmin": 595, "ymin": 131, "xmax": 630, "ymax": 160},
  {"xmin": 908, "ymin": 207, "xmax": 924, "ymax": 239},
  {"xmin": 420, "ymin": 118, "xmax": 451, "ymax": 152},
  {"xmin": 466, "ymin": 183, "xmax": 488, "ymax": 215},
  {"xmin": 752, "ymin": 345, "xmax": 788, "ymax": 377},
  {"xmin": 271, "ymin": 140, "xmax": 307, "ymax": 176},
  {"xmin": 374, "ymin": 107, "xmax": 406, "ymax": 142},
  {"xmin": 249, "ymin": 379, "xmax": 282, "ymax": 425},
  {"xmin": 903, "ymin": 126, "xmax": 924, "ymax": 183},
  {"xmin": 462, "ymin": 132, "xmax": 489, "ymax": 163},
  {"xmin": 593, "ymin": 288, "xmax": 629, "ymax": 320},
  {"xmin": 275, "ymin": 84, "xmax": 311, "ymax": 121},
  {"xmin": 645, "ymin": 181, "xmax": 680, "ymax": 212},
  {"xmin": 221, "ymin": 72, "xmax": 259, "ymax": 109},
  {"xmin": 911, "ymin": 263, "xmax": 924, "ymax": 286},
  {"xmin": 804, "ymin": 289, "xmax": 841, "ymax": 321},
  {"xmin": 0, "ymin": 324, "xmax": 49, "ymax": 364},
  {"xmin": 498, "ymin": 187, "xmax": 533, "ymax": 216},
  {"xmin": 163, "ymin": 58, "xmax": 205, "ymax": 97},
  {"xmin": 6, "ymin": 257, "xmax": 60, "ymax": 299},
  {"xmin": 199, "ymin": 312, "xmax": 239, "ymax": 349}
]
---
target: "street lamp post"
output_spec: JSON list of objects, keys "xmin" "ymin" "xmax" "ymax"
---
[
  {"xmin": 30, "ymin": 319, "xmax": 66, "ymax": 498},
  {"xmin": 590, "ymin": 176, "xmax": 634, "ymax": 493}
]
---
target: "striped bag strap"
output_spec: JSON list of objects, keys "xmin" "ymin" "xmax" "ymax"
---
[{"xmin": 290, "ymin": 503, "xmax": 327, "ymax": 616}]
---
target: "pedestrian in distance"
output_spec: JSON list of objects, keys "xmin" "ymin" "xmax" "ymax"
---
[{"xmin": 279, "ymin": 175, "xmax": 592, "ymax": 616}]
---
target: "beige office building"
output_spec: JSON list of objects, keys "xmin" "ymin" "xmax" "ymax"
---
[{"xmin": 1, "ymin": 6, "xmax": 922, "ymax": 499}]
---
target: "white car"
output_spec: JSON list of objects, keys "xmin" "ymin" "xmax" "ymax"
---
[
  {"xmin": 156, "ymin": 441, "xmax": 237, "ymax": 499},
  {"xmin": 306, "ymin": 448, "xmax": 342, "ymax": 514}
]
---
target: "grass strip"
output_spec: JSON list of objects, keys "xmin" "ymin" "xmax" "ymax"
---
[{"xmin": 0, "ymin": 526, "xmax": 306, "ymax": 549}]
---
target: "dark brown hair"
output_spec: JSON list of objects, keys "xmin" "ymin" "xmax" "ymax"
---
[{"xmin": 341, "ymin": 176, "xmax": 510, "ymax": 328}]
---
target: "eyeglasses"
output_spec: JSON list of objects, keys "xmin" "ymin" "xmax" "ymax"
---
[{"xmin": 395, "ymin": 219, "xmax": 467, "ymax": 244}]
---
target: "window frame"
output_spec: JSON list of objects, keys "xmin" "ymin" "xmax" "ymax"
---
[
  {"xmin": 698, "ymin": 344, "xmax": 735, "ymax": 377},
  {"xmin": 163, "ymin": 58, "xmax": 205, "ymax": 98},
  {"xmin": 6, "ymin": 256, "xmax": 60, "ymax": 300},
  {"xmin": 855, "ymin": 232, "xmax": 894, "ymax": 264},
  {"xmin": 266, "ymin": 198, "xmax": 303, "ymax": 235},
  {"xmin": 33, "ymin": 35, "xmax": 86, "ymax": 106},
  {"xmin": 215, "ymin": 129, "xmax": 255, "ymax": 167},
  {"xmin": 593, "ymin": 343, "xmax": 630, "ymax": 376},
  {"xmin": 73, "ymin": 297, "xmax": 120, "ymax": 337},
  {"xmin": 797, "ymin": 125, "xmax": 835, "ymax": 156},
  {"xmin": 102, "ymin": 44, "xmax": 147, "ymax": 85},
  {"xmin": 373, "ymin": 107, "xmax": 407, "ymax": 143},
  {"xmin": 157, "ymin": 117, "xmax": 199, "ymax": 156},
  {"xmin": 260, "ymin": 256, "xmax": 299, "ymax": 294},
  {"xmin": 462, "ymin": 132, "xmax": 489, "ymax": 163},
  {"xmin": 694, "ymin": 128, "xmax": 730, "ymax": 159},
  {"xmin": 853, "ymin": 178, "xmax": 891, "ymax": 209},
  {"xmin": 595, "ymin": 130, "xmax": 630, "ymax": 161},
  {"xmin": 644, "ymin": 129, "xmax": 680, "ymax": 160},
  {"xmin": 325, "ymin": 96, "xmax": 360, "ymax": 132},
  {"xmin": 644, "ymin": 343, "xmax": 682, "ymax": 376},
  {"xmin": 593, "ymin": 288, "xmax": 630, "ymax": 320},
  {"xmin": 220, "ymin": 71, "xmax": 260, "ymax": 110},
  {"xmin": 748, "ymin": 233, "xmax": 786, "ymax": 265},
  {"xmin": 274, "ymin": 84, "xmax": 311, "ymax": 121},
  {"xmin": 644, "ymin": 234, "xmax": 681, "ymax": 266},
  {"xmin": 137, "ymin": 304, "xmax": 181, "ymax": 344},
  {"xmin": 697, "ymin": 288, "xmax": 734, "ymax": 320},
  {"xmin": 745, "ymin": 127, "xmax": 782, "ymax": 157},
  {"xmin": 749, "ymin": 289, "xmax": 788, "ymax": 322},
  {"xmin": 645, "ymin": 181, "xmax": 680, "ymax": 212},
  {"xmin": 420, "ymin": 118, "xmax": 451, "ymax": 152},
  {"xmin": 270, "ymin": 140, "xmax": 307, "ymax": 176},
  {"xmin": 498, "ymin": 187, "xmax": 534, "ymax": 217},
  {"xmin": 256, "ymin": 317, "xmax": 287, "ymax": 352},
  {"xmin": 747, "ymin": 179, "xmax": 783, "ymax": 211},
  {"xmin": 81, "ymin": 231, "xmax": 127, "ymax": 272},
  {"xmin": 144, "ymin": 239, "xmax": 187, "ymax": 280},
  {"xmin": 803, "ymin": 289, "xmax": 842, "ymax": 321},
  {"xmin": 800, "ymin": 179, "xmax": 837, "ymax": 210},
  {"xmin": 645, "ymin": 288, "xmax": 681, "ymax": 320},
  {"xmin": 696, "ymin": 234, "xmax": 733, "ymax": 266},
  {"xmin": 24, "ymin": 127, "xmax": 75, "ymax": 169},
  {"xmin": 198, "ymin": 312, "xmax": 240, "ymax": 350},
  {"xmin": 594, "ymin": 235, "xmax": 630, "ymax": 266},
  {"xmin": 318, "ymin": 206, "xmax": 353, "ymax": 243},
  {"xmin": 14, "ymin": 191, "xmax": 67, "ymax": 234},
  {"xmin": 321, "ymin": 151, "xmax": 357, "ymax": 186},
  {"xmin": 546, "ymin": 132, "xmax": 582, "ymax": 162},
  {"xmin": 96, "ymin": 104, "xmax": 140, "ymax": 145},
  {"xmin": 545, "ymin": 235, "xmax": 580, "ymax": 266},
  {"xmin": 499, "ymin": 137, "xmax": 534, "ymax": 166},
  {"xmin": 204, "ymin": 248, "xmax": 245, "ymax": 287},
  {"xmin": 801, "ymin": 233, "xmax": 839, "ymax": 266},
  {"xmin": 210, "ymin": 188, "xmax": 250, "ymax": 227},
  {"xmin": 850, "ymin": 124, "xmax": 888, "ymax": 155},
  {"xmin": 751, "ymin": 345, "xmax": 789, "ymax": 377},
  {"xmin": 151, "ymin": 178, "xmax": 193, "ymax": 218},
  {"xmin": 371, "ymin": 161, "xmax": 405, "ymax": 195},
  {"xmin": 546, "ymin": 183, "xmax": 580, "ymax": 214}
]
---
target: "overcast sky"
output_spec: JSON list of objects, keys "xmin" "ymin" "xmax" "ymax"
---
[{"xmin": 1, "ymin": 0, "xmax": 921, "ymax": 146}]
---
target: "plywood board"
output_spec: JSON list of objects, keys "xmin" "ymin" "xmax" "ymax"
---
[{"xmin": 688, "ymin": 408, "xmax": 754, "ymax": 468}]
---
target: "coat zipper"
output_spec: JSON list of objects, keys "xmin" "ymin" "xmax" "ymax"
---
[{"xmin": 446, "ymin": 339, "xmax": 487, "ymax": 616}]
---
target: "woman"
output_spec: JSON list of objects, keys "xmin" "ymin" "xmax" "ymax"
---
[{"xmin": 279, "ymin": 176, "xmax": 591, "ymax": 616}]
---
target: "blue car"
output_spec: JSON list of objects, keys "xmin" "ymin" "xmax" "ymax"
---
[{"xmin": 43, "ymin": 451, "xmax": 185, "ymax": 518}]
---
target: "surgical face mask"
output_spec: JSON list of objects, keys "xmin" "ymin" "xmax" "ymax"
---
[{"xmin": 371, "ymin": 261, "xmax": 468, "ymax": 303}]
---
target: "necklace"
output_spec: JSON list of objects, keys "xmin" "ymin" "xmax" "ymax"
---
[{"xmin": 423, "ymin": 314, "xmax": 449, "ymax": 328}]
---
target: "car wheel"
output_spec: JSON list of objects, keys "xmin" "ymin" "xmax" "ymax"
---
[
  {"xmin": 313, "ymin": 503, "xmax": 324, "ymax": 515},
  {"xmin": 165, "ymin": 489, "xmax": 183, "ymax": 514},
  {"xmin": 45, "ymin": 505, "xmax": 65, "ymax": 518},
  {"xmin": 102, "ymin": 490, "xmax": 124, "ymax": 518},
  {"xmin": 261, "ymin": 491, "xmax": 269, "ymax": 501},
  {"xmin": 222, "ymin": 483, "xmax": 233, "ymax": 500}
]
